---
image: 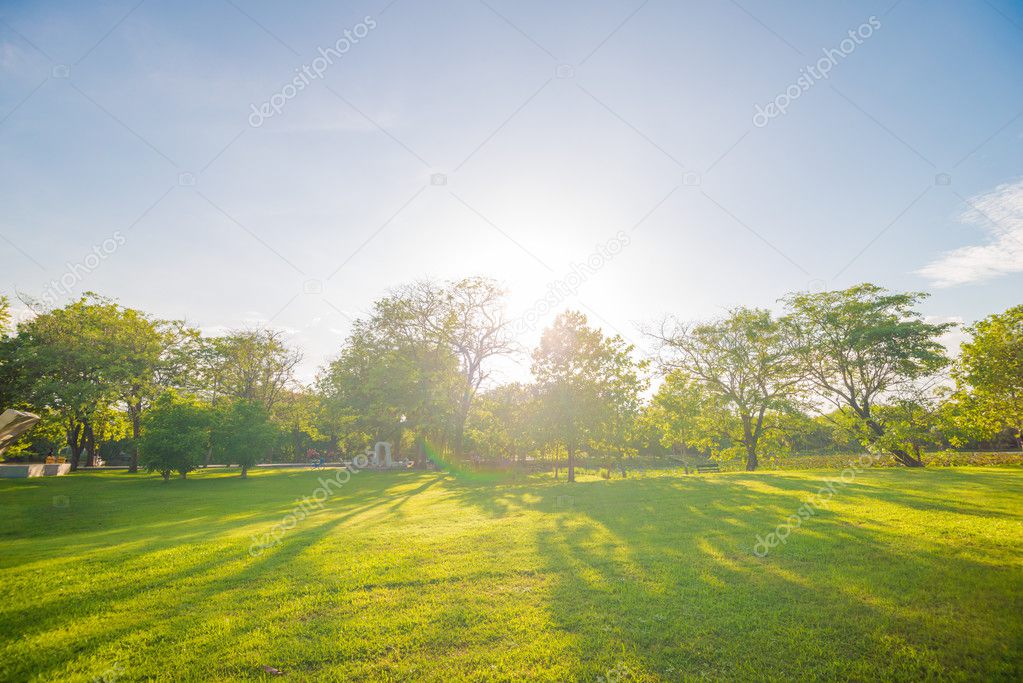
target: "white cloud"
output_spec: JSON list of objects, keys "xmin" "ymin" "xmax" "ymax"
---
[
  {"xmin": 925, "ymin": 315, "xmax": 966, "ymax": 356},
  {"xmin": 917, "ymin": 178, "xmax": 1023, "ymax": 287}
]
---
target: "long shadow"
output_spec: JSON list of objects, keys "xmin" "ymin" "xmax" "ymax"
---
[
  {"xmin": 442, "ymin": 470, "xmax": 1023, "ymax": 680},
  {"xmin": 0, "ymin": 471, "xmax": 446, "ymax": 681}
]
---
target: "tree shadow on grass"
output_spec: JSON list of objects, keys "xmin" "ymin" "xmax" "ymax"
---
[
  {"xmin": 443, "ymin": 472, "xmax": 1023, "ymax": 680},
  {"xmin": 0, "ymin": 472, "xmax": 446, "ymax": 681}
]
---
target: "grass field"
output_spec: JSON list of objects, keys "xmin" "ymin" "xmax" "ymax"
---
[{"xmin": 1, "ymin": 467, "xmax": 1021, "ymax": 681}]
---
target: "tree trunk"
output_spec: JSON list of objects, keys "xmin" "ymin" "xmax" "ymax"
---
[
  {"xmin": 84, "ymin": 421, "xmax": 96, "ymax": 468},
  {"xmin": 179, "ymin": 471, "xmax": 187, "ymax": 479},
  {"xmin": 67, "ymin": 421, "xmax": 83, "ymax": 472},
  {"xmin": 128, "ymin": 403, "xmax": 141, "ymax": 473},
  {"xmin": 864, "ymin": 416, "xmax": 925, "ymax": 468},
  {"xmin": 240, "ymin": 463, "xmax": 249, "ymax": 479},
  {"xmin": 742, "ymin": 417, "xmax": 758, "ymax": 471},
  {"xmin": 161, "ymin": 470, "xmax": 170, "ymax": 481},
  {"xmin": 67, "ymin": 419, "xmax": 87, "ymax": 472},
  {"xmin": 745, "ymin": 444, "xmax": 759, "ymax": 471},
  {"xmin": 567, "ymin": 443, "xmax": 576, "ymax": 483},
  {"xmin": 891, "ymin": 446, "xmax": 924, "ymax": 467}
]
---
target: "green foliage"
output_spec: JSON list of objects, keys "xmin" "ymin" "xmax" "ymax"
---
[
  {"xmin": 953, "ymin": 305, "xmax": 1023, "ymax": 448},
  {"xmin": 785, "ymin": 283, "xmax": 952, "ymax": 466},
  {"xmin": 655, "ymin": 307, "xmax": 803, "ymax": 470},
  {"xmin": 317, "ymin": 314, "xmax": 460, "ymax": 457},
  {"xmin": 139, "ymin": 392, "xmax": 210, "ymax": 480},
  {"xmin": 532, "ymin": 311, "xmax": 648, "ymax": 480},
  {"xmin": 465, "ymin": 383, "xmax": 538, "ymax": 462},
  {"xmin": 195, "ymin": 329, "xmax": 302, "ymax": 410},
  {"xmin": 211, "ymin": 399, "xmax": 278, "ymax": 476},
  {"xmin": 0, "ymin": 283, "xmax": 1018, "ymax": 470},
  {"xmin": 10, "ymin": 295, "xmax": 127, "ymax": 467},
  {"xmin": 644, "ymin": 370, "xmax": 709, "ymax": 454}
]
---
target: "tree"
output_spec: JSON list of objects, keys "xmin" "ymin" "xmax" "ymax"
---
[
  {"xmin": 199, "ymin": 329, "xmax": 302, "ymax": 411},
  {"xmin": 644, "ymin": 370, "xmax": 711, "ymax": 459},
  {"xmin": 373, "ymin": 278, "xmax": 516, "ymax": 456},
  {"xmin": 317, "ymin": 301, "xmax": 461, "ymax": 463},
  {"xmin": 212, "ymin": 399, "xmax": 277, "ymax": 477},
  {"xmin": 532, "ymin": 311, "xmax": 647, "ymax": 482},
  {"xmin": 0, "ymin": 296, "xmax": 22, "ymax": 411},
  {"xmin": 953, "ymin": 305, "xmax": 1023, "ymax": 450},
  {"xmin": 139, "ymin": 392, "xmax": 209, "ymax": 480},
  {"xmin": 466, "ymin": 383, "xmax": 538, "ymax": 464},
  {"xmin": 10, "ymin": 295, "xmax": 124, "ymax": 470},
  {"xmin": 784, "ymin": 284, "xmax": 952, "ymax": 467},
  {"xmin": 653, "ymin": 308, "xmax": 803, "ymax": 471},
  {"xmin": 105, "ymin": 312, "xmax": 190, "ymax": 472}
]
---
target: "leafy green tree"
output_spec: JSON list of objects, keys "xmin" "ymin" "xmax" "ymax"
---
[
  {"xmin": 317, "ymin": 308, "xmax": 460, "ymax": 463},
  {"xmin": 273, "ymin": 389, "xmax": 326, "ymax": 462},
  {"xmin": 212, "ymin": 399, "xmax": 277, "ymax": 477},
  {"xmin": 466, "ymin": 383, "xmax": 538, "ymax": 463},
  {"xmin": 953, "ymin": 305, "xmax": 1023, "ymax": 450},
  {"xmin": 871, "ymin": 398, "xmax": 945, "ymax": 459},
  {"xmin": 644, "ymin": 370, "xmax": 713, "ymax": 460},
  {"xmin": 784, "ymin": 284, "xmax": 952, "ymax": 467},
  {"xmin": 653, "ymin": 308, "xmax": 803, "ymax": 471},
  {"xmin": 371, "ymin": 278, "xmax": 516, "ymax": 456},
  {"xmin": 139, "ymin": 392, "xmax": 209, "ymax": 480},
  {"xmin": 532, "ymin": 311, "xmax": 647, "ymax": 482},
  {"xmin": 197, "ymin": 329, "xmax": 302, "ymax": 411},
  {"xmin": 10, "ymin": 295, "xmax": 124, "ymax": 470},
  {"xmin": 104, "ymin": 311, "xmax": 191, "ymax": 472}
]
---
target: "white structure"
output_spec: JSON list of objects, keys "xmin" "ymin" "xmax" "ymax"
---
[
  {"xmin": 0, "ymin": 409, "xmax": 40, "ymax": 456},
  {"xmin": 367, "ymin": 441, "xmax": 393, "ymax": 467},
  {"xmin": 0, "ymin": 463, "xmax": 70, "ymax": 478}
]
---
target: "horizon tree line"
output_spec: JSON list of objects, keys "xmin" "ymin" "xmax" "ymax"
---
[{"xmin": 0, "ymin": 280, "xmax": 1019, "ymax": 478}]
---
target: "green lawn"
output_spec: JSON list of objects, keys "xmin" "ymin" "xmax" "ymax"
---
[{"xmin": 1, "ymin": 467, "xmax": 1021, "ymax": 681}]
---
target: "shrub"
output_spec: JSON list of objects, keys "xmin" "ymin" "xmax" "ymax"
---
[{"xmin": 139, "ymin": 392, "xmax": 210, "ymax": 480}]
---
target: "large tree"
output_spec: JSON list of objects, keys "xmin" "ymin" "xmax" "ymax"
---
[
  {"xmin": 784, "ymin": 284, "xmax": 952, "ymax": 467},
  {"xmin": 140, "ymin": 392, "xmax": 210, "ymax": 480},
  {"xmin": 532, "ymin": 311, "xmax": 646, "ymax": 482},
  {"xmin": 316, "ymin": 315, "xmax": 459, "ymax": 462},
  {"xmin": 953, "ymin": 305, "xmax": 1023, "ymax": 450},
  {"xmin": 105, "ymin": 313, "xmax": 191, "ymax": 472},
  {"xmin": 375, "ymin": 278, "xmax": 516, "ymax": 456},
  {"xmin": 653, "ymin": 308, "xmax": 803, "ymax": 471},
  {"xmin": 212, "ymin": 399, "xmax": 277, "ymax": 477},
  {"xmin": 198, "ymin": 329, "xmax": 302, "ymax": 412},
  {"xmin": 11, "ymin": 295, "xmax": 124, "ymax": 469},
  {"xmin": 644, "ymin": 370, "xmax": 716, "ymax": 461},
  {"xmin": 466, "ymin": 382, "xmax": 539, "ymax": 464}
]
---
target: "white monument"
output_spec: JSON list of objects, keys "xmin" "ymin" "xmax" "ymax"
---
[{"xmin": 367, "ymin": 441, "xmax": 393, "ymax": 468}]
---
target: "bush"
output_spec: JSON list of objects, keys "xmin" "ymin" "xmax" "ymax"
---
[
  {"xmin": 139, "ymin": 392, "xmax": 210, "ymax": 480},
  {"xmin": 762, "ymin": 451, "xmax": 1023, "ymax": 471}
]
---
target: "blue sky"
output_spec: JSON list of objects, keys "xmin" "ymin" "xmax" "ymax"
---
[{"xmin": 2, "ymin": 0, "xmax": 1022, "ymax": 381}]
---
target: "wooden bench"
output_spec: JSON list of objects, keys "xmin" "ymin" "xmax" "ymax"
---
[{"xmin": 695, "ymin": 463, "xmax": 720, "ymax": 474}]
